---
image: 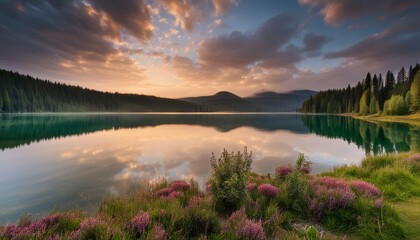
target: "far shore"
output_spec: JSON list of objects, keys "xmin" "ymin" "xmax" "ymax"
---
[{"xmin": 341, "ymin": 113, "xmax": 420, "ymax": 126}]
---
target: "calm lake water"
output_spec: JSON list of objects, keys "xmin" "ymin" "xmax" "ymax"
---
[{"xmin": 0, "ymin": 113, "xmax": 419, "ymax": 223}]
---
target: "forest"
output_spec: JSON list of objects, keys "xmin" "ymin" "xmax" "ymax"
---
[
  {"xmin": 300, "ymin": 63, "xmax": 420, "ymax": 115},
  {"xmin": 0, "ymin": 69, "xmax": 198, "ymax": 112}
]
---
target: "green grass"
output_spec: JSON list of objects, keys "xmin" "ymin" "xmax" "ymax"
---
[
  {"xmin": 323, "ymin": 152, "xmax": 420, "ymax": 201},
  {"xmin": 392, "ymin": 197, "xmax": 420, "ymax": 240},
  {"xmin": 1, "ymin": 151, "xmax": 419, "ymax": 239},
  {"xmin": 323, "ymin": 152, "xmax": 420, "ymax": 239}
]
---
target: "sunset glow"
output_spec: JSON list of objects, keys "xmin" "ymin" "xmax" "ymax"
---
[{"xmin": 1, "ymin": 0, "xmax": 419, "ymax": 97}]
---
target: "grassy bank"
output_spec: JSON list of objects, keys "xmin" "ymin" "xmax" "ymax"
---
[
  {"xmin": 343, "ymin": 113, "xmax": 420, "ymax": 126},
  {"xmin": 323, "ymin": 152, "xmax": 420, "ymax": 239},
  {"xmin": 1, "ymin": 151, "xmax": 419, "ymax": 239}
]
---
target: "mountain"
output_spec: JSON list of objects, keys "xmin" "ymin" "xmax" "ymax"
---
[
  {"xmin": 180, "ymin": 91, "xmax": 259, "ymax": 112},
  {"xmin": 0, "ymin": 68, "xmax": 317, "ymax": 113},
  {"xmin": 0, "ymin": 69, "xmax": 197, "ymax": 112},
  {"xmin": 181, "ymin": 90, "xmax": 317, "ymax": 112},
  {"xmin": 246, "ymin": 90, "xmax": 317, "ymax": 112}
]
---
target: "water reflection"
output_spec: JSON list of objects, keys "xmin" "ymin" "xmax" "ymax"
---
[
  {"xmin": 0, "ymin": 113, "xmax": 417, "ymax": 223},
  {"xmin": 300, "ymin": 115, "xmax": 420, "ymax": 154}
]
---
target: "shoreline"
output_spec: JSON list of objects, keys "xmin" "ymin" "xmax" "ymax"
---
[{"xmin": 341, "ymin": 113, "xmax": 420, "ymax": 126}]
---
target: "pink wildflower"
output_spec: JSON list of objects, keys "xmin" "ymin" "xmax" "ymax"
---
[
  {"xmin": 151, "ymin": 224, "xmax": 167, "ymax": 240},
  {"xmin": 301, "ymin": 166, "xmax": 311, "ymax": 174},
  {"xmin": 258, "ymin": 184, "xmax": 279, "ymax": 198},
  {"xmin": 374, "ymin": 197, "xmax": 384, "ymax": 208},
  {"xmin": 168, "ymin": 191, "xmax": 183, "ymax": 199},
  {"xmin": 79, "ymin": 217, "xmax": 105, "ymax": 231},
  {"xmin": 409, "ymin": 153, "xmax": 420, "ymax": 161},
  {"xmin": 157, "ymin": 187, "xmax": 173, "ymax": 196},
  {"xmin": 238, "ymin": 220, "xmax": 265, "ymax": 240},
  {"xmin": 130, "ymin": 212, "xmax": 150, "ymax": 235},
  {"xmin": 276, "ymin": 165, "xmax": 293, "ymax": 179},
  {"xmin": 68, "ymin": 216, "xmax": 105, "ymax": 240},
  {"xmin": 47, "ymin": 234, "xmax": 61, "ymax": 240},
  {"xmin": 224, "ymin": 208, "xmax": 246, "ymax": 233},
  {"xmin": 308, "ymin": 177, "xmax": 356, "ymax": 219},
  {"xmin": 205, "ymin": 181, "xmax": 212, "ymax": 193},
  {"xmin": 41, "ymin": 213, "xmax": 60, "ymax": 226},
  {"xmin": 170, "ymin": 180, "xmax": 190, "ymax": 191},
  {"xmin": 351, "ymin": 180, "xmax": 381, "ymax": 197},
  {"xmin": 246, "ymin": 182, "xmax": 257, "ymax": 191}
]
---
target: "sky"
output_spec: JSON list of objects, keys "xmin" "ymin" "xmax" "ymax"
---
[{"xmin": 0, "ymin": 0, "xmax": 419, "ymax": 98}]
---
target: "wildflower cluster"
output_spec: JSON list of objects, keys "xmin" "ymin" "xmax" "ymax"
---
[
  {"xmin": 350, "ymin": 180, "xmax": 381, "ymax": 197},
  {"xmin": 257, "ymin": 184, "xmax": 279, "ymax": 198},
  {"xmin": 69, "ymin": 217, "xmax": 106, "ymax": 239},
  {"xmin": 275, "ymin": 165, "xmax": 293, "ymax": 179},
  {"xmin": 130, "ymin": 212, "xmax": 150, "ymax": 235},
  {"xmin": 156, "ymin": 180, "xmax": 190, "ymax": 199},
  {"xmin": 223, "ymin": 208, "xmax": 265, "ymax": 240},
  {"xmin": 308, "ymin": 177, "xmax": 356, "ymax": 219}
]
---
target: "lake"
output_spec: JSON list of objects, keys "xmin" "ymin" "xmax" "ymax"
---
[{"xmin": 0, "ymin": 113, "xmax": 418, "ymax": 224}]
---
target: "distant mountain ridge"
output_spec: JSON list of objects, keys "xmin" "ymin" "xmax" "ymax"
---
[
  {"xmin": 0, "ymin": 68, "xmax": 316, "ymax": 112},
  {"xmin": 181, "ymin": 90, "xmax": 317, "ymax": 112}
]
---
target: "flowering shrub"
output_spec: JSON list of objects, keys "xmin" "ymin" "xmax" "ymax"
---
[
  {"xmin": 170, "ymin": 180, "xmax": 190, "ymax": 191},
  {"xmin": 350, "ymin": 180, "xmax": 381, "ymax": 197},
  {"xmin": 238, "ymin": 219, "xmax": 265, "ymax": 240},
  {"xmin": 130, "ymin": 212, "xmax": 150, "ymax": 235},
  {"xmin": 210, "ymin": 148, "xmax": 252, "ymax": 213},
  {"xmin": 308, "ymin": 177, "xmax": 356, "ymax": 219},
  {"xmin": 224, "ymin": 208, "xmax": 246, "ymax": 232},
  {"xmin": 258, "ymin": 184, "xmax": 279, "ymax": 198},
  {"xmin": 168, "ymin": 191, "xmax": 183, "ymax": 199},
  {"xmin": 157, "ymin": 187, "xmax": 174, "ymax": 197},
  {"xmin": 0, "ymin": 214, "xmax": 60, "ymax": 239},
  {"xmin": 275, "ymin": 165, "xmax": 293, "ymax": 179}
]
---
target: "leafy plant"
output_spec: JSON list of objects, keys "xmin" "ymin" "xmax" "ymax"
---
[{"xmin": 209, "ymin": 147, "xmax": 252, "ymax": 213}]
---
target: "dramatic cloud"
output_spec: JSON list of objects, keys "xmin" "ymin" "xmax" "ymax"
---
[
  {"xmin": 90, "ymin": 0, "xmax": 154, "ymax": 42},
  {"xmin": 212, "ymin": 0, "xmax": 237, "ymax": 14},
  {"xmin": 299, "ymin": 0, "xmax": 420, "ymax": 24},
  {"xmin": 325, "ymin": 20, "xmax": 420, "ymax": 62},
  {"xmin": 0, "ymin": 0, "xmax": 152, "ymax": 89},
  {"xmin": 156, "ymin": 0, "xmax": 206, "ymax": 31},
  {"xmin": 303, "ymin": 33, "xmax": 330, "ymax": 56},
  {"xmin": 198, "ymin": 14, "xmax": 328, "ymax": 69},
  {"xmin": 156, "ymin": 0, "xmax": 236, "ymax": 31}
]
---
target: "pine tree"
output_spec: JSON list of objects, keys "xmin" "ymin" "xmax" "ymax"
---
[
  {"xmin": 359, "ymin": 90, "xmax": 370, "ymax": 115},
  {"xmin": 397, "ymin": 67, "xmax": 406, "ymax": 83},
  {"xmin": 385, "ymin": 71, "xmax": 395, "ymax": 98},
  {"xmin": 0, "ymin": 91, "xmax": 3, "ymax": 113},
  {"xmin": 3, "ymin": 90, "xmax": 11, "ymax": 112},
  {"xmin": 369, "ymin": 95, "xmax": 379, "ymax": 114},
  {"xmin": 410, "ymin": 71, "xmax": 420, "ymax": 113}
]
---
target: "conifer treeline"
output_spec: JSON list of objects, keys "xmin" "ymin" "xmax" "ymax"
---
[
  {"xmin": 301, "ymin": 64, "xmax": 420, "ymax": 115},
  {"xmin": 0, "ymin": 69, "xmax": 198, "ymax": 112}
]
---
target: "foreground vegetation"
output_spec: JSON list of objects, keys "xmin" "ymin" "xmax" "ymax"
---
[{"xmin": 1, "ymin": 150, "xmax": 419, "ymax": 239}]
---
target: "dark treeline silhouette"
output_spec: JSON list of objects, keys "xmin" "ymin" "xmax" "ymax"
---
[
  {"xmin": 301, "ymin": 64, "xmax": 420, "ymax": 115},
  {"xmin": 300, "ymin": 115, "xmax": 419, "ymax": 155},
  {"xmin": 0, "ymin": 69, "xmax": 198, "ymax": 112}
]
